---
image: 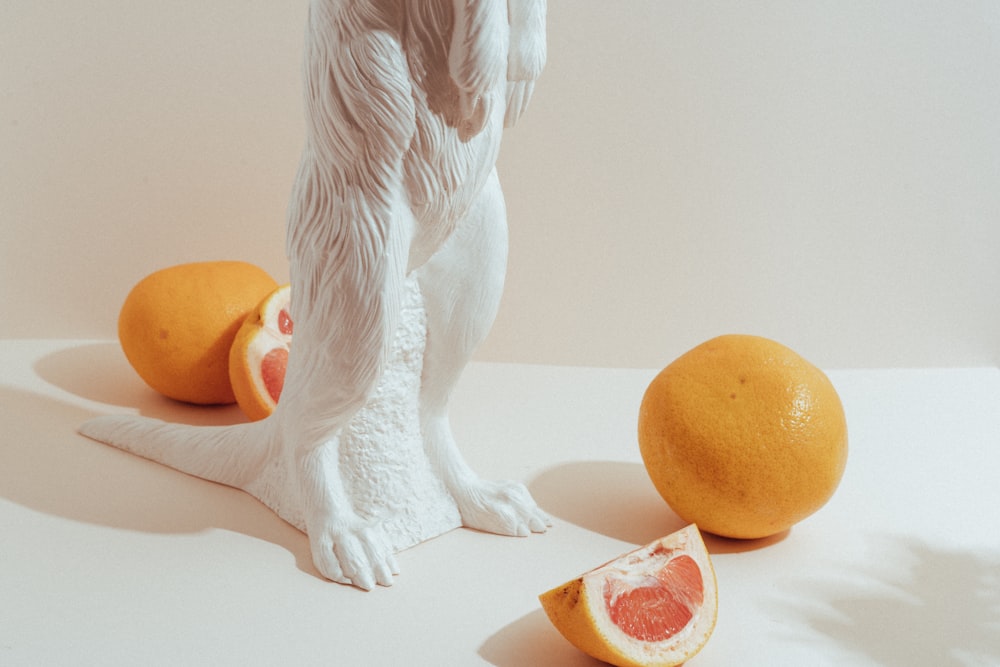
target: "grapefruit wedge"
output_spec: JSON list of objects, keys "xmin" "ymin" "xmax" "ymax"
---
[
  {"xmin": 229, "ymin": 284, "xmax": 293, "ymax": 421},
  {"xmin": 539, "ymin": 524, "xmax": 717, "ymax": 667}
]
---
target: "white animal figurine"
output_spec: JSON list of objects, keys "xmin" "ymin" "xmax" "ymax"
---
[{"xmin": 80, "ymin": 0, "xmax": 549, "ymax": 590}]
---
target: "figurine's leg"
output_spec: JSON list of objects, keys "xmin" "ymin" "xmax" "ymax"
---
[
  {"xmin": 417, "ymin": 169, "xmax": 550, "ymax": 536},
  {"xmin": 275, "ymin": 17, "xmax": 421, "ymax": 588},
  {"xmin": 295, "ymin": 435, "xmax": 400, "ymax": 590},
  {"xmin": 277, "ymin": 195, "xmax": 415, "ymax": 590}
]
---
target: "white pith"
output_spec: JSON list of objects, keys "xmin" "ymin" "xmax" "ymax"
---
[
  {"xmin": 242, "ymin": 285, "xmax": 292, "ymax": 407},
  {"xmin": 582, "ymin": 524, "xmax": 718, "ymax": 664}
]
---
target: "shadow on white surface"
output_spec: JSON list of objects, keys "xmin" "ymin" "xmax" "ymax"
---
[
  {"xmin": 0, "ymin": 384, "xmax": 318, "ymax": 578},
  {"xmin": 478, "ymin": 608, "xmax": 604, "ymax": 666},
  {"xmin": 529, "ymin": 460, "xmax": 687, "ymax": 546},
  {"xmin": 776, "ymin": 535, "xmax": 1000, "ymax": 666},
  {"xmin": 530, "ymin": 460, "xmax": 789, "ymax": 554},
  {"xmin": 702, "ymin": 527, "xmax": 790, "ymax": 554},
  {"xmin": 33, "ymin": 342, "xmax": 248, "ymax": 425}
]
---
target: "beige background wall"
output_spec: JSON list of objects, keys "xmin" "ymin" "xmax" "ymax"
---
[{"xmin": 3, "ymin": 1, "xmax": 998, "ymax": 369}]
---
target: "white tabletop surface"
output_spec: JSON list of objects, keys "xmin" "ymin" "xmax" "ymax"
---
[{"xmin": 2, "ymin": 339, "xmax": 999, "ymax": 666}]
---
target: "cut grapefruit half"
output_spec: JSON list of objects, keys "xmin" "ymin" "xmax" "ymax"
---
[
  {"xmin": 229, "ymin": 284, "xmax": 292, "ymax": 421},
  {"xmin": 539, "ymin": 524, "xmax": 717, "ymax": 667}
]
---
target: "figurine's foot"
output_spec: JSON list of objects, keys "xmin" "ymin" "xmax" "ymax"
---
[
  {"xmin": 453, "ymin": 479, "xmax": 551, "ymax": 537},
  {"xmin": 307, "ymin": 514, "xmax": 400, "ymax": 590}
]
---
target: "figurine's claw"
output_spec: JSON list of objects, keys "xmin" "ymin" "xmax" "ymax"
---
[
  {"xmin": 308, "ymin": 515, "xmax": 400, "ymax": 590},
  {"xmin": 454, "ymin": 479, "xmax": 552, "ymax": 537}
]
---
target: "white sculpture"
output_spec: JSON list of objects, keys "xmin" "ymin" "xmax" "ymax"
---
[{"xmin": 80, "ymin": 0, "xmax": 549, "ymax": 590}]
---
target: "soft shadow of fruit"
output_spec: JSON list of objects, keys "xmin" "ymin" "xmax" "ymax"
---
[
  {"xmin": 703, "ymin": 529, "xmax": 790, "ymax": 554},
  {"xmin": 530, "ymin": 460, "xmax": 686, "ymax": 545},
  {"xmin": 479, "ymin": 608, "xmax": 604, "ymax": 667},
  {"xmin": 530, "ymin": 460, "xmax": 791, "ymax": 554},
  {"xmin": 34, "ymin": 342, "xmax": 246, "ymax": 425}
]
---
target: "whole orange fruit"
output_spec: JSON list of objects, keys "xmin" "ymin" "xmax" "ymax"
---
[
  {"xmin": 638, "ymin": 334, "xmax": 848, "ymax": 539},
  {"xmin": 118, "ymin": 261, "xmax": 278, "ymax": 405}
]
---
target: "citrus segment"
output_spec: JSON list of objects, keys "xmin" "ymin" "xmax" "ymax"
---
[
  {"xmin": 117, "ymin": 261, "xmax": 279, "ymax": 405},
  {"xmin": 229, "ymin": 284, "xmax": 293, "ymax": 421},
  {"xmin": 638, "ymin": 334, "xmax": 848, "ymax": 539},
  {"xmin": 261, "ymin": 348, "xmax": 288, "ymax": 403},
  {"xmin": 539, "ymin": 524, "xmax": 717, "ymax": 667},
  {"xmin": 606, "ymin": 553, "xmax": 703, "ymax": 642}
]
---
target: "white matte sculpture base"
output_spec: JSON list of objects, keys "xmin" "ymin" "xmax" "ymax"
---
[{"xmin": 80, "ymin": 0, "xmax": 549, "ymax": 590}]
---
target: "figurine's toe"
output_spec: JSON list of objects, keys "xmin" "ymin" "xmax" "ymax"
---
[
  {"xmin": 528, "ymin": 511, "xmax": 551, "ymax": 534},
  {"xmin": 456, "ymin": 479, "xmax": 550, "ymax": 538},
  {"xmin": 308, "ymin": 516, "xmax": 399, "ymax": 590},
  {"xmin": 309, "ymin": 531, "xmax": 350, "ymax": 585},
  {"xmin": 373, "ymin": 555, "xmax": 400, "ymax": 588}
]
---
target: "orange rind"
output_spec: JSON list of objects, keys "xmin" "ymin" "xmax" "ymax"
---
[
  {"xmin": 117, "ymin": 261, "xmax": 278, "ymax": 405},
  {"xmin": 638, "ymin": 334, "xmax": 848, "ymax": 539},
  {"xmin": 540, "ymin": 524, "xmax": 718, "ymax": 667}
]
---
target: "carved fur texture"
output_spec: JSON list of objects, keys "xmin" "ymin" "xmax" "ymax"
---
[{"xmin": 80, "ymin": 0, "xmax": 548, "ymax": 590}]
